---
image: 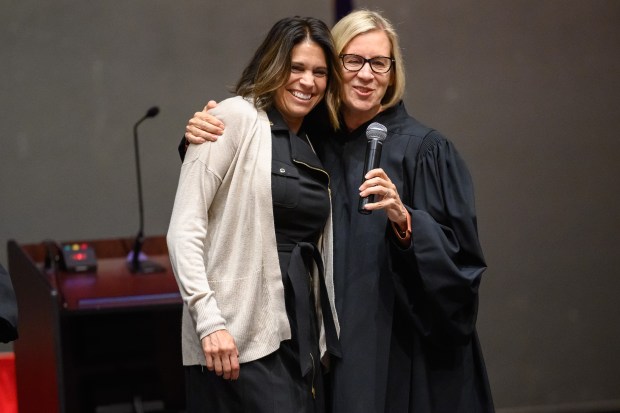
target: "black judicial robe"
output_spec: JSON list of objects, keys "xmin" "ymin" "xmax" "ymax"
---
[{"xmin": 308, "ymin": 101, "xmax": 494, "ymax": 413}]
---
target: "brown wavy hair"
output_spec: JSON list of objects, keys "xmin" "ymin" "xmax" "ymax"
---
[{"xmin": 234, "ymin": 16, "xmax": 342, "ymax": 129}]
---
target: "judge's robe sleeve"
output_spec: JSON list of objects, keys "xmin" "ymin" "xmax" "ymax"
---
[{"xmin": 390, "ymin": 135, "xmax": 486, "ymax": 346}]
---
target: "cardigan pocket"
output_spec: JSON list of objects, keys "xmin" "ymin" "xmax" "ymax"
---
[
  {"xmin": 207, "ymin": 269, "xmax": 278, "ymax": 359},
  {"xmin": 271, "ymin": 160, "xmax": 300, "ymax": 208}
]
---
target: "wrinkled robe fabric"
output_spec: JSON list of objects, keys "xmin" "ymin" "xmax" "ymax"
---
[{"xmin": 308, "ymin": 101, "xmax": 494, "ymax": 413}]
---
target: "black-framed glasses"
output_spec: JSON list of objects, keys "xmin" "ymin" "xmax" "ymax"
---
[{"xmin": 340, "ymin": 54, "xmax": 394, "ymax": 74}]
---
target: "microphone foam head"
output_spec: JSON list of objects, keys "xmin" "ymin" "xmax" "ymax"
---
[
  {"xmin": 366, "ymin": 122, "xmax": 387, "ymax": 141},
  {"xmin": 146, "ymin": 106, "xmax": 160, "ymax": 118}
]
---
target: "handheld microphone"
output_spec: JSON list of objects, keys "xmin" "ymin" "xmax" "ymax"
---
[
  {"xmin": 128, "ymin": 106, "xmax": 165, "ymax": 273},
  {"xmin": 358, "ymin": 122, "xmax": 388, "ymax": 215}
]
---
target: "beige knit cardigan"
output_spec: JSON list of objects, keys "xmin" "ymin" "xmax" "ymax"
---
[{"xmin": 167, "ymin": 96, "xmax": 338, "ymax": 366}]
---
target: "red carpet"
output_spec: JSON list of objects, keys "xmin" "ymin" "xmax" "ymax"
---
[{"xmin": 0, "ymin": 352, "xmax": 18, "ymax": 413}]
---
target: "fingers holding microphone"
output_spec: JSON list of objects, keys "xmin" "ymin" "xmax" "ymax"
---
[{"xmin": 359, "ymin": 168, "xmax": 406, "ymax": 221}]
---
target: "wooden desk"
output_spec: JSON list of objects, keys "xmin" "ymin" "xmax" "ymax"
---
[{"xmin": 8, "ymin": 237, "xmax": 185, "ymax": 413}]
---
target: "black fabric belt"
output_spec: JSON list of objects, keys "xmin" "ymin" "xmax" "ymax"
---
[{"xmin": 279, "ymin": 242, "xmax": 341, "ymax": 376}]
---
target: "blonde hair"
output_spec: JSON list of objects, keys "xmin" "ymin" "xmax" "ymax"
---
[{"xmin": 331, "ymin": 9, "xmax": 405, "ymax": 110}]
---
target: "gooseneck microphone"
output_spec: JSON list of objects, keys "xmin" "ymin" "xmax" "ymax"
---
[
  {"xmin": 358, "ymin": 122, "xmax": 388, "ymax": 215},
  {"xmin": 128, "ymin": 106, "xmax": 165, "ymax": 273}
]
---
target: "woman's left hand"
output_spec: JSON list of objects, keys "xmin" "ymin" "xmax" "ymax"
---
[{"xmin": 359, "ymin": 168, "xmax": 409, "ymax": 229}]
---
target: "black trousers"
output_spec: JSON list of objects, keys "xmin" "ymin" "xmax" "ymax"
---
[{"xmin": 184, "ymin": 340, "xmax": 325, "ymax": 413}]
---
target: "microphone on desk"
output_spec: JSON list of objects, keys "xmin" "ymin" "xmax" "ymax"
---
[
  {"xmin": 128, "ymin": 106, "xmax": 165, "ymax": 274},
  {"xmin": 358, "ymin": 122, "xmax": 388, "ymax": 214}
]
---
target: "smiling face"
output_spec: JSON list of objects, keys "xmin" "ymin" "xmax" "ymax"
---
[
  {"xmin": 340, "ymin": 30, "xmax": 394, "ymax": 131},
  {"xmin": 274, "ymin": 40, "xmax": 328, "ymax": 133}
]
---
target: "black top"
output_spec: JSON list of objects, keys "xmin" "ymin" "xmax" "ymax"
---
[
  {"xmin": 269, "ymin": 108, "xmax": 341, "ymax": 379},
  {"xmin": 269, "ymin": 108, "xmax": 329, "ymax": 264},
  {"xmin": 309, "ymin": 101, "xmax": 494, "ymax": 413}
]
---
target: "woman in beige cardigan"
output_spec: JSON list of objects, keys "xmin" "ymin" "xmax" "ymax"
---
[{"xmin": 167, "ymin": 16, "xmax": 342, "ymax": 413}]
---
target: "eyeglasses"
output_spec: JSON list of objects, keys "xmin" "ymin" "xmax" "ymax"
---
[{"xmin": 339, "ymin": 54, "xmax": 394, "ymax": 74}]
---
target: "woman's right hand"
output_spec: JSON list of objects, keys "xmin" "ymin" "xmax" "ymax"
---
[
  {"xmin": 201, "ymin": 329, "xmax": 240, "ymax": 380},
  {"xmin": 185, "ymin": 100, "xmax": 225, "ymax": 144}
]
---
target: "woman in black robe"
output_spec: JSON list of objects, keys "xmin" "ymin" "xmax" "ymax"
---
[
  {"xmin": 182, "ymin": 9, "xmax": 494, "ymax": 413},
  {"xmin": 310, "ymin": 100, "xmax": 493, "ymax": 412}
]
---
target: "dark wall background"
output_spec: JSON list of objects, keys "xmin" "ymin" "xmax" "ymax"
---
[{"xmin": 2, "ymin": 1, "xmax": 619, "ymax": 411}]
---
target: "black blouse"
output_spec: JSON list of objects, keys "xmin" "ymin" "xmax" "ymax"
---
[{"xmin": 269, "ymin": 108, "xmax": 330, "ymax": 254}]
